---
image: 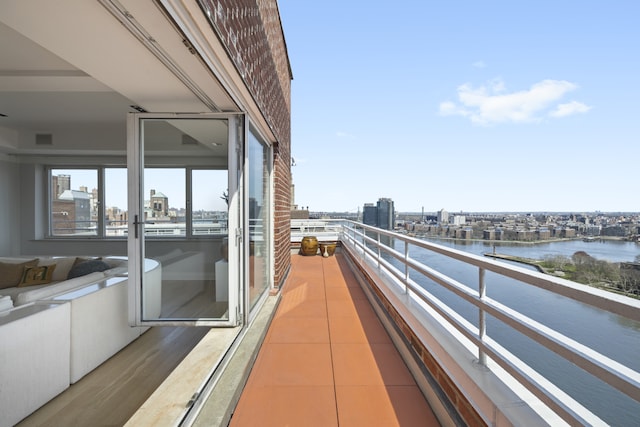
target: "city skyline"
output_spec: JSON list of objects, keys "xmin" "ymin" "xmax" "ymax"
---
[{"xmin": 278, "ymin": 1, "xmax": 639, "ymax": 213}]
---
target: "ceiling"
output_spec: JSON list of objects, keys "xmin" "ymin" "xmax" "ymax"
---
[
  {"xmin": 0, "ymin": 0, "xmax": 237, "ymax": 155},
  {"xmin": 0, "ymin": 20, "xmax": 133, "ymax": 130}
]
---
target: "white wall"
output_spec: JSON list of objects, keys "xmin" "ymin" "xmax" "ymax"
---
[
  {"xmin": 17, "ymin": 124, "xmax": 126, "ymax": 152},
  {"xmin": 0, "ymin": 154, "xmax": 20, "ymax": 256}
]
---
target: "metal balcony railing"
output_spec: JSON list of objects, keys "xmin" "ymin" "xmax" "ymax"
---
[{"xmin": 292, "ymin": 219, "xmax": 640, "ymax": 426}]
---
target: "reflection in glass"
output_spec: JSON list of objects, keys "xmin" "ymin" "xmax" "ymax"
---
[
  {"xmin": 192, "ymin": 169, "xmax": 228, "ymax": 235},
  {"xmin": 140, "ymin": 118, "xmax": 230, "ymax": 321},
  {"xmin": 248, "ymin": 130, "xmax": 270, "ymax": 309}
]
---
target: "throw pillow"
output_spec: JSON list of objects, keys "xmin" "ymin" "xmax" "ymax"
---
[
  {"xmin": 38, "ymin": 257, "xmax": 78, "ymax": 282},
  {"xmin": 18, "ymin": 264, "xmax": 57, "ymax": 287},
  {"xmin": 67, "ymin": 259, "xmax": 111, "ymax": 279},
  {"xmin": 72, "ymin": 256, "xmax": 102, "ymax": 268},
  {"xmin": 0, "ymin": 259, "xmax": 39, "ymax": 289}
]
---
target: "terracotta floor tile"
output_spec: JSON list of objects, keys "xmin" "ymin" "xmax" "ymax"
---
[
  {"xmin": 332, "ymin": 343, "xmax": 416, "ymax": 386},
  {"xmin": 325, "ymin": 285, "xmax": 367, "ymax": 301},
  {"xmin": 266, "ymin": 316, "xmax": 329, "ymax": 343},
  {"xmin": 231, "ymin": 254, "xmax": 440, "ymax": 426},
  {"xmin": 326, "ymin": 298, "xmax": 377, "ymax": 318},
  {"xmin": 248, "ymin": 343, "xmax": 334, "ymax": 387},
  {"xmin": 328, "ymin": 315, "xmax": 391, "ymax": 344},
  {"xmin": 281, "ymin": 279, "xmax": 327, "ymax": 301},
  {"xmin": 230, "ymin": 385, "xmax": 338, "ymax": 427},
  {"xmin": 275, "ymin": 298, "xmax": 328, "ymax": 319},
  {"xmin": 335, "ymin": 385, "xmax": 439, "ymax": 427},
  {"xmin": 323, "ymin": 277, "xmax": 350, "ymax": 288}
]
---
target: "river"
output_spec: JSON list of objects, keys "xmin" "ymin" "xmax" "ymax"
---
[{"xmin": 392, "ymin": 237, "xmax": 640, "ymax": 426}]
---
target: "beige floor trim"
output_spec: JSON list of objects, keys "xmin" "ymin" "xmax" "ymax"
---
[
  {"xmin": 124, "ymin": 326, "xmax": 242, "ymax": 427},
  {"xmin": 189, "ymin": 294, "xmax": 281, "ymax": 427}
]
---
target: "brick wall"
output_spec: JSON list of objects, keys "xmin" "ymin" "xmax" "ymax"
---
[{"xmin": 198, "ymin": 0, "xmax": 292, "ymax": 287}]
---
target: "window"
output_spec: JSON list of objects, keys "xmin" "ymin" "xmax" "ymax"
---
[
  {"xmin": 50, "ymin": 168, "xmax": 99, "ymax": 237},
  {"xmin": 48, "ymin": 167, "xmax": 227, "ymax": 238}
]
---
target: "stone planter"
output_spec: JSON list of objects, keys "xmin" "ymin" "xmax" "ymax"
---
[
  {"xmin": 319, "ymin": 242, "xmax": 337, "ymax": 257},
  {"xmin": 300, "ymin": 236, "xmax": 319, "ymax": 256}
]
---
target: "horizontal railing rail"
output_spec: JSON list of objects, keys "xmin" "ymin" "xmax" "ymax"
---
[
  {"xmin": 290, "ymin": 219, "xmax": 342, "ymax": 242},
  {"xmin": 293, "ymin": 219, "xmax": 640, "ymax": 426}
]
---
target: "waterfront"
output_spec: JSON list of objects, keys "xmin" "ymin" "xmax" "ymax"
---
[{"xmin": 393, "ymin": 237, "xmax": 640, "ymax": 426}]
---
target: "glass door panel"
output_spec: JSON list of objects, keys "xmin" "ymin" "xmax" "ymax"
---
[
  {"xmin": 248, "ymin": 129, "xmax": 271, "ymax": 310},
  {"xmin": 127, "ymin": 113, "xmax": 242, "ymax": 326}
]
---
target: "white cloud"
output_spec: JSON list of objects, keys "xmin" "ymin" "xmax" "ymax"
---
[
  {"xmin": 439, "ymin": 79, "xmax": 591, "ymax": 125},
  {"xmin": 336, "ymin": 131, "xmax": 355, "ymax": 139},
  {"xmin": 549, "ymin": 101, "xmax": 592, "ymax": 118},
  {"xmin": 472, "ymin": 61, "xmax": 486, "ymax": 68}
]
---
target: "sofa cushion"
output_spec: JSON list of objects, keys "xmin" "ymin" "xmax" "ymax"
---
[
  {"xmin": 0, "ymin": 295, "xmax": 13, "ymax": 312},
  {"xmin": 0, "ymin": 259, "xmax": 39, "ymax": 289},
  {"xmin": 38, "ymin": 257, "xmax": 77, "ymax": 282},
  {"xmin": 18, "ymin": 265, "xmax": 57, "ymax": 287},
  {"xmin": 13, "ymin": 271, "xmax": 106, "ymax": 306},
  {"xmin": 67, "ymin": 259, "xmax": 111, "ymax": 279}
]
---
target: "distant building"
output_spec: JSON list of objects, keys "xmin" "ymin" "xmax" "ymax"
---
[
  {"xmin": 602, "ymin": 225, "xmax": 627, "ymax": 237},
  {"xmin": 451, "ymin": 215, "xmax": 466, "ymax": 226},
  {"xmin": 537, "ymin": 228, "xmax": 551, "ymax": 240},
  {"xmin": 362, "ymin": 203, "xmax": 377, "ymax": 226},
  {"xmin": 290, "ymin": 209, "xmax": 309, "ymax": 220},
  {"xmin": 376, "ymin": 198, "xmax": 395, "ymax": 230},
  {"xmin": 584, "ymin": 225, "xmax": 601, "ymax": 236},
  {"xmin": 149, "ymin": 189, "xmax": 169, "ymax": 217},
  {"xmin": 437, "ymin": 209, "xmax": 449, "ymax": 225},
  {"xmin": 53, "ymin": 189, "xmax": 91, "ymax": 234},
  {"xmin": 516, "ymin": 229, "xmax": 535, "ymax": 241},
  {"xmin": 460, "ymin": 227, "xmax": 473, "ymax": 239},
  {"xmin": 361, "ymin": 198, "xmax": 395, "ymax": 230},
  {"xmin": 483, "ymin": 228, "xmax": 504, "ymax": 240},
  {"xmin": 52, "ymin": 174, "xmax": 71, "ymax": 198},
  {"xmin": 555, "ymin": 227, "xmax": 576, "ymax": 238}
]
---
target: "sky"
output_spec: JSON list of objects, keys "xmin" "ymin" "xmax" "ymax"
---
[{"xmin": 277, "ymin": 1, "xmax": 639, "ymax": 213}]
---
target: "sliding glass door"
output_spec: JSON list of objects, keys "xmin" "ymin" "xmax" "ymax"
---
[{"xmin": 127, "ymin": 113, "xmax": 243, "ymax": 326}]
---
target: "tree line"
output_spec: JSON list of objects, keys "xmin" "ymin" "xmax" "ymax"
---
[{"xmin": 539, "ymin": 252, "xmax": 640, "ymax": 298}]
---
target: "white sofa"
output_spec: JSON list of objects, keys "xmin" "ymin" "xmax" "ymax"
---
[
  {"xmin": 0, "ymin": 256, "xmax": 161, "ymax": 426},
  {"xmin": 0, "ymin": 303, "xmax": 71, "ymax": 427},
  {"xmin": 0, "ymin": 256, "xmax": 128, "ymax": 310}
]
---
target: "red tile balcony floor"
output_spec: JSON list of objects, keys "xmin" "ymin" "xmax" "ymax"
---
[{"xmin": 229, "ymin": 253, "xmax": 440, "ymax": 426}]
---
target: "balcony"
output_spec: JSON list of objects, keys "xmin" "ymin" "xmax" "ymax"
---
[
  {"xmin": 190, "ymin": 220, "xmax": 639, "ymax": 425},
  {"xmin": 17, "ymin": 221, "xmax": 640, "ymax": 426},
  {"xmin": 221, "ymin": 253, "xmax": 440, "ymax": 426},
  {"xmin": 274, "ymin": 220, "xmax": 640, "ymax": 426}
]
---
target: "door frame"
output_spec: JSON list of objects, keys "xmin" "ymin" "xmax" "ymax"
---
[{"xmin": 126, "ymin": 112, "xmax": 245, "ymax": 327}]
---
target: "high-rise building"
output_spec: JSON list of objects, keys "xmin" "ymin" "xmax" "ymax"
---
[
  {"xmin": 362, "ymin": 203, "xmax": 377, "ymax": 226},
  {"xmin": 376, "ymin": 198, "xmax": 395, "ymax": 230},
  {"xmin": 438, "ymin": 208, "xmax": 449, "ymax": 225},
  {"xmin": 362, "ymin": 198, "xmax": 395, "ymax": 230}
]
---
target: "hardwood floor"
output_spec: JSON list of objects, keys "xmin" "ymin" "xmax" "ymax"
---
[{"xmin": 16, "ymin": 326, "xmax": 209, "ymax": 427}]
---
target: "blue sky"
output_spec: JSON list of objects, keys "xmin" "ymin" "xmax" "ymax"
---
[{"xmin": 278, "ymin": 1, "xmax": 639, "ymax": 213}]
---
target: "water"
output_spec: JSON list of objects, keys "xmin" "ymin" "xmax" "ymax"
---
[{"xmin": 393, "ymin": 237, "xmax": 640, "ymax": 426}]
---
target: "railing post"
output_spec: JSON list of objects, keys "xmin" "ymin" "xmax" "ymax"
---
[
  {"xmin": 359, "ymin": 225, "xmax": 365, "ymax": 261},
  {"xmin": 377, "ymin": 232, "xmax": 381, "ymax": 268},
  {"xmin": 404, "ymin": 240, "xmax": 409, "ymax": 294},
  {"xmin": 478, "ymin": 267, "xmax": 487, "ymax": 366}
]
